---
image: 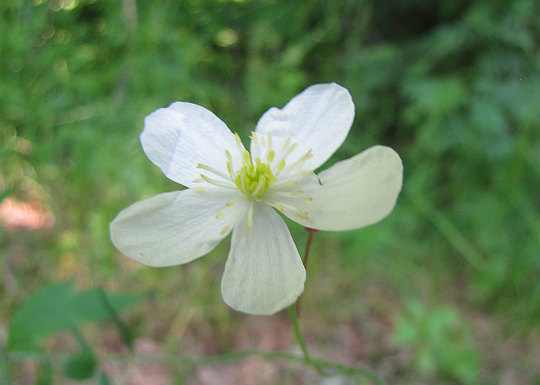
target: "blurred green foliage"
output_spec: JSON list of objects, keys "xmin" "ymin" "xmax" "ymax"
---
[
  {"xmin": 7, "ymin": 281, "xmax": 140, "ymax": 351},
  {"xmin": 1, "ymin": 0, "xmax": 539, "ymax": 383},
  {"xmin": 393, "ymin": 299, "xmax": 479, "ymax": 384},
  {"xmin": 5, "ymin": 282, "xmax": 138, "ymax": 384}
]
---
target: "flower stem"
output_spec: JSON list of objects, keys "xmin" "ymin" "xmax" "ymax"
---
[
  {"xmin": 288, "ymin": 305, "xmax": 326, "ymax": 376},
  {"xmin": 286, "ymin": 227, "xmax": 388, "ymax": 385},
  {"xmin": 302, "ymin": 227, "xmax": 317, "ymax": 267},
  {"xmin": 290, "ymin": 227, "xmax": 324, "ymax": 374},
  {"xmin": 287, "ymin": 306, "xmax": 387, "ymax": 384},
  {"xmin": 295, "ymin": 227, "xmax": 318, "ymax": 317}
]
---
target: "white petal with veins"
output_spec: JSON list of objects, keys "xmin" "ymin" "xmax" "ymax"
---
[
  {"xmin": 254, "ymin": 83, "xmax": 354, "ymax": 171},
  {"xmin": 221, "ymin": 203, "xmax": 306, "ymax": 315},
  {"xmin": 110, "ymin": 189, "xmax": 245, "ymax": 267},
  {"xmin": 275, "ymin": 145, "xmax": 403, "ymax": 231},
  {"xmin": 141, "ymin": 102, "xmax": 243, "ymax": 187}
]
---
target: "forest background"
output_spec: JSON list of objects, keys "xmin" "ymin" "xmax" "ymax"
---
[{"xmin": 1, "ymin": 0, "xmax": 539, "ymax": 384}]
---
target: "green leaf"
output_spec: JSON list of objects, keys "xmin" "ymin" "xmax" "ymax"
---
[
  {"xmin": 7, "ymin": 282, "xmax": 143, "ymax": 352},
  {"xmin": 63, "ymin": 352, "xmax": 97, "ymax": 380}
]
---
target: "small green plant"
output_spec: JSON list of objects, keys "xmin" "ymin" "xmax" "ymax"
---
[{"xmin": 393, "ymin": 299, "xmax": 480, "ymax": 384}]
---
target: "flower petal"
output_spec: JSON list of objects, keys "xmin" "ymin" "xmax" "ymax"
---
[
  {"xmin": 110, "ymin": 189, "xmax": 244, "ymax": 267},
  {"xmin": 140, "ymin": 102, "xmax": 243, "ymax": 187},
  {"xmin": 275, "ymin": 145, "xmax": 403, "ymax": 231},
  {"xmin": 254, "ymin": 83, "xmax": 355, "ymax": 171},
  {"xmin": 221, "ymin": 204, "xmax": 306, "ymax": 315}
]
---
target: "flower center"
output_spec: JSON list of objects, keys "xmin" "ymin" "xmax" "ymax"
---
[
  {"xmin": 193, "ymin": 132, "xmax": 315, "ymax": 229},
  {"xmin": 231, "ymin": 150, "xmax": 276, "ymax": 198}
]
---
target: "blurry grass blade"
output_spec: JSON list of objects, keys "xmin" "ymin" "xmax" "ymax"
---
[
  {"xmin": 407, "ymin": 192, "xmax": 483, "ymax": 271},
  {"xmin": 98, "ymin": 288, "xmax": 134, "ymax": 351},
  {"xmin": 512, "ymin": 189, "xmax": 540, "ymax": 248},
  {"xmin": 71, "ymin": 327, "xmax": 92, "ymax": 353}
]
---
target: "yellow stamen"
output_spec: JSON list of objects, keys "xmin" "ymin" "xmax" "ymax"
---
[{"xmin": 243, "ymin": 150, "xmax": 251, "ymax": 164}]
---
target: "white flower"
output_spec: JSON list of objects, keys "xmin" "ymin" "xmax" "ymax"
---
[{"xmin": 110, "ymin": 83, "xmax": 403, "ymax": 315}]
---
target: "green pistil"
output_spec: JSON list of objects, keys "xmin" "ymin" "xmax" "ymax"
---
[{"xmin": 233, "ymin": 151, "xmax": 276, "ymax": 198}]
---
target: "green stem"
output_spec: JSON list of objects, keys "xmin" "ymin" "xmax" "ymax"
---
[
  {"xmin": 296, "ymin": 227, "xmax": 317, "ymax": 317},
  {"xmin": 98, "ymin": 288, "xmax": 134, "ymax": 352},
  {"xmin": 285, "ymin": 227, "xmax": 388, "ymax": 385},
  {"xmin": 288, "ymin": 305, "xmax": 326, "ymax": 376},
  {"xmin": 5, "ymin": 350, "xmax": 388, "ymax": 385},
  {"xmin": 302, "ymin": 227, "xmax": 317, "ymax": 268}
]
